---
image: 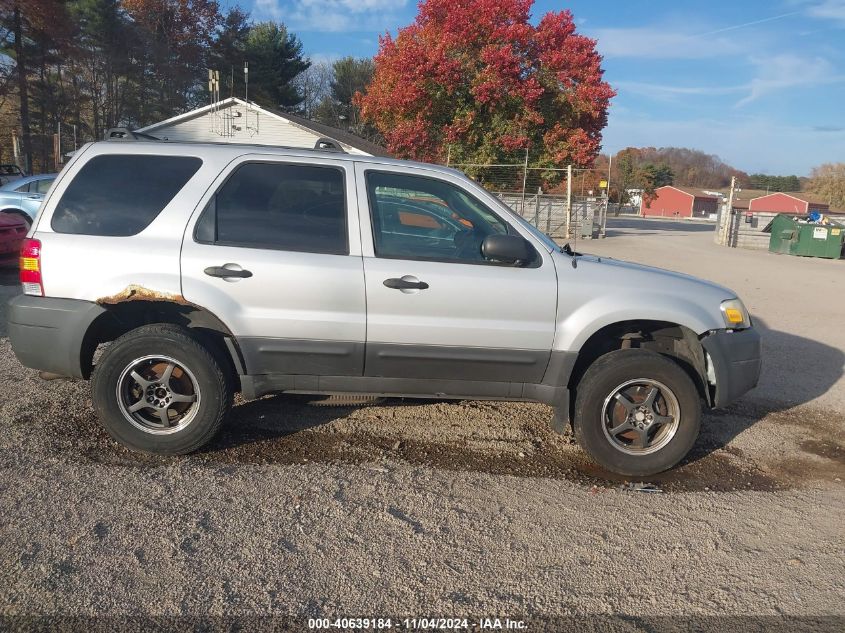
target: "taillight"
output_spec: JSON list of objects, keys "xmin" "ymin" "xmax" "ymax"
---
[{"xmin": 19, "ymin": 238, "xmax": 43, "ymax": 296}]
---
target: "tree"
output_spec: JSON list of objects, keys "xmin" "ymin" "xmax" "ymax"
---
[
  {"xmin": 294, "ymin": 61, "xmax": 332, "ymax": 119},
  {"xmin": 0, "ymin": 0, "xmax": 68, "ymax": 172},
  {"xmin": 0, "ymin": 1, "xmax": 315, "ymax": 169},
  {"xmin": 637, "ymin": 163, "xmax": 673, "ymax": 203},
  {"xmin": 629, "ymin": 147, "xmax": 744, "ymax": 189},
  {"xmin": 321, "ymin": 56, "xmax": 373, "ymax": 124},
  {"xmin": 748, "ymin": 173, "xmax": 801, "ymax": 192},
  {"xmin": 612, "ymin": 148, "xmax": 642, "ymax": 203},
  {"xmin": 807, "ymin": 163, "xmax": 845, "ymax": 210},
  {"xmin": 358, "ymin": 0, "xmax": 614, "ymax": 175},
  {"xmin": 69, "ymin": 0, "xmax": 135, "ymax": 136},
  {"xmin": 312, "ymin": 56, "xmax": 379, "ymax": 141},
  {"xmin": 243, "ymin": 22, "xmax": 308, "ymax": 110},
  {"xmin": 208, "ymin": 6, "xmax": 251, "ymax": 100},
  {"xmin": 123, "ymin": 0, "xmax": 222, "ymax": 119}
]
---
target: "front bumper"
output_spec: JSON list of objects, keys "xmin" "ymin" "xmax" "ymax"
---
[{"xmin": 701, "ymin": 327, "xmax": 762, "ymax": 408}]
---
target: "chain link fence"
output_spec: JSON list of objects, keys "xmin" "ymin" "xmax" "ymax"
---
[{"xmin": 445, "ymin": 159, "xmax": 618, "ymax": 241}]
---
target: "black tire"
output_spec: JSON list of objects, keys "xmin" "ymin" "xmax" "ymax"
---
[
  {"xmin": 91, "ymin": 324, "xmax": 231, "ymax": 455},
  {"xmin": 573, "ymin": 349, "xmax": 701, "ymax": 476}
]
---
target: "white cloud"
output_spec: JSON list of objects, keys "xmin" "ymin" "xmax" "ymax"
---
[
  {"xmin": 805, "ymin": 0, "xmax": 845, "ymax": 24},
  {"xmin": 611, "ymin": 54, "xmax": 844, "ymax": 107},
  {"xmin": 613, "ymin": 81, "xmax": 745, "ymax": 100},
  {"xmin": 254, "ymin": 0, "xmax": 409, "ymax": 33},
  {"xmin": 590, "ymin": 27, "xmax": 745, "ymax": 59},
  {"xmin": 736, "ymin": 54, "xmax": 844, "ymax": 106},
  {"xmin": 590, "ymin": 9, "xmax": 812, "ymax": 60}
]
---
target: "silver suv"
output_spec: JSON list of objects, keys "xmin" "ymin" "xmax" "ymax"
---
[{"xmin": 8, "ymin": 134, "xmax": 761, "ymax": 476}]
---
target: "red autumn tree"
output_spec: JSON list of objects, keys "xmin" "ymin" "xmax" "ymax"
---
[{"xmin": 358, "ymin": 0, "xmax": 614, "ymax": 173}]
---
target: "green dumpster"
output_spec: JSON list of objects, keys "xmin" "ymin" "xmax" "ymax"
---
[
  {"xmin": 767, "ymin": 214, "xmax": 797, "ymax": 254},
  {"xmin": 767, "ymin": 214, "xmax": 845, "ymax": 259}
]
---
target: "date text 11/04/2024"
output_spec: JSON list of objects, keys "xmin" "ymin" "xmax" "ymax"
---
[{"xmin": 307, "ymin": 618, "xmax": 527, "ymax": 630}]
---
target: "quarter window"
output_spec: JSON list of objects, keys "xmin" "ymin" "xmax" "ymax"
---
[
  {"xmin": 196, "ymin": 162, "xmax": 347, "ymax": 255},
  {"xmin": 365, "ymin": 171, "xmax": 512, "ymax": 263},
  {"xmin": 51, "ymin": 155, "xmax": 202, "ymax": 236},
  {"xmin": 34, "ymin": 178, "xmax": 54, "ymax": 194}
]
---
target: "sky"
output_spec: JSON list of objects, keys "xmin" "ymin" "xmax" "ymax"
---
[{"xmin": 239, "ymin": 0, "xmax": 845, "ymax": 176}]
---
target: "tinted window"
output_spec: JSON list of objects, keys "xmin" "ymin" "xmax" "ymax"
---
[
  {"xmin": 366, "ymin": 171, "xmax": 511, "ymax": 263},
  {"xmin": 52, "ymin": 155, "xmax": 202, "ymax": 236},
  {"xmin": 15, "ymin": 182, "xmax": 30, "ymax": 193},
  {"xmin": 197, "ymin": 162, "xmax": 347, "ymax": 255},
  {"xmin": 34, "ymin": 178, "xmax": 54, "ymax": 194}
]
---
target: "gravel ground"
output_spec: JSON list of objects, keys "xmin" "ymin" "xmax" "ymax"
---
[{"xmin": 1, "ymin": 222, "xmax": 843, "ymax": 628}]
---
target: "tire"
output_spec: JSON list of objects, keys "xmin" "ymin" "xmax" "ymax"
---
[
  {"xmin": 91, "ymin": 324, "xmax": 231, "ymax": 455},
  {"xmin": 573, "ymin": 349, "xmax": 701, "ymax": 476}
]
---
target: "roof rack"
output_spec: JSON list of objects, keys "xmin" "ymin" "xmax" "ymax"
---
[
  {"xmin": 313, "ymin": 137, "xmax": 346, "ymax": 153},
  {"xmin": 105, "ymin": 127, "xmax": 161, "ymax": 142}
]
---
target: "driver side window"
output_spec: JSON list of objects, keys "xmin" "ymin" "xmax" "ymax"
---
[
  {"xmin": 366, "ymin": 171, "xmax": 510, "ymax": 263},
  {"xmin": 195, "ymin": 162, "xmax": 348, "ymax": 255}
]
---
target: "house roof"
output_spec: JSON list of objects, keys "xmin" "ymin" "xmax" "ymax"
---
[
  {"xmin": 657, "ymin": 185, "xmax": 719, "ymax": 199},
  {"xmin": 749, "ymin": 191, "xmax": 830, "ymax": 206},
  {"xmin": 137, "ymin": 97, "xmax": 391, "ymax": 157},
  {"xmin": 263, "ymin": 106, "xmax": 391, "ymax": 157}
]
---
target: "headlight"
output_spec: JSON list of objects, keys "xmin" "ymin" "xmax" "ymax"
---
[{"xmin": 720, "ymin": 299, "xmax": 751, "ymax": 330}]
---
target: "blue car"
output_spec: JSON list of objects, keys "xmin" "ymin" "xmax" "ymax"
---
[{"xmin": 0, "ymin": 173, "xmax": 57, "ymax": 227}]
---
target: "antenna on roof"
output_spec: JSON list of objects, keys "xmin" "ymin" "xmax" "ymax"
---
[{"xmin": 208, "ymin": 68, "xmax": 222, "ymax": 134}]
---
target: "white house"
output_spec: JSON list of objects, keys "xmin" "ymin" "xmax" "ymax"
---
[{"xmin": 136, "ymin": 97, "xmax": 389, "ymax": 157}]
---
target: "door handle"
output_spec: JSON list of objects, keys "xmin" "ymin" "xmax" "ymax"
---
[
  {"xmin": 204, "ymin": 264, "xmax": 253, "ymax": 279},
  {"xmin": 26, "ymin": 195, "xmax": 42, "ymax": 200},
  {"xmin": 384, "ymin": 277, "xmax": 429, "ymax": 290}
]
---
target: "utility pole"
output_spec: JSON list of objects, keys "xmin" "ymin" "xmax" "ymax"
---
[
  {"xmin": 601, "ymin": 154, "xmax": 612, "ymax": 238},
  {"xmin": 520, "ymin": 146, "xmax": 529, "ymax": 216},
  {"xmin": 56, "ymin": 121, "xmax": 61, "ymax": 170},
  {"xmin": 565, "ymin": 164, "xmax": 573, "ymax": 238},
  {"xmin": 244, "ymin": 62, "xmax": 249, "ymax": 102},
  {"xmin": 719, "ymin": 176, "xmax": 737, "ymax": 246}
]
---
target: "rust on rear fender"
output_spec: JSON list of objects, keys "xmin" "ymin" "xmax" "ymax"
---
[{"xmin": 96, "ymin": 284, "xmax": 191, "ymax": 306}]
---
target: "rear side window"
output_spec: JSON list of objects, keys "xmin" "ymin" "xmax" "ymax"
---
[
  {"xmin": 35, "ymin": 178, "xmax": 54, "ymax": 194},
  {"xmin": 51, "ymin": 155, "xmax": 202, "ymax": 236},
  {"xmin": 195, "ymin": 162, "xmax": 347, "ymax": 255}
]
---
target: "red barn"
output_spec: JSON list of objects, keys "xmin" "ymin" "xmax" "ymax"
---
[
  {"xmin": 641, "ymin": 186, "xmax": 719, "ymax": 218},
  {"xmin": 748, "ymin": 192, "xmax": 829, "ymax": 214}
]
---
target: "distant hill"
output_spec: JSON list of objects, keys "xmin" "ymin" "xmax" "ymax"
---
[{"xmin": 628, "ymin": 147, "xmax": 748, "ymax": 189}]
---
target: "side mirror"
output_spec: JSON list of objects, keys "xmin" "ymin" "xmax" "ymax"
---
[{"xmin": 481, "ymin": 234, "xmax": 534, "ymax": 265}]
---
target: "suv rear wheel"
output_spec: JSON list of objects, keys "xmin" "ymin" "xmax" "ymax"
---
[
  {"xmin": 92, "ymin": 324, "xmax": 231, "ymax": 454},
  {"xmin": 573, "ymin": 349, "xmax": 701, "ymax": 476}
]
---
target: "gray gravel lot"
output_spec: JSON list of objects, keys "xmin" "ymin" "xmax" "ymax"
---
[{"xmin": 1, "ymin": 222, "xmax": 843, "ymax": 625}]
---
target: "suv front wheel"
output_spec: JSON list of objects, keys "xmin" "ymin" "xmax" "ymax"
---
[
  {"xmin": 92, "ymin": 324, "xmax": 231, "ymax": 454},
  {"xmin": 573, "ymin": 349, "xmax": 701, "ymax": 476}
]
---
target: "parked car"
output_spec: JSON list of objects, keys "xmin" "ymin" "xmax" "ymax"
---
[
  {"xmin": 7, "ymin": 134, "xmax": 761, "ymax": 476},
  {"xmin": 0, "ymin": 173, "xmax": 58, "ymax": 227},
  {"xmin": 0, "ymin": 164, "xmax": 26, "ymax": 187},
  {"xmin": 0, "ymin": 212, "xmax": 28, "ymax": 266}
]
